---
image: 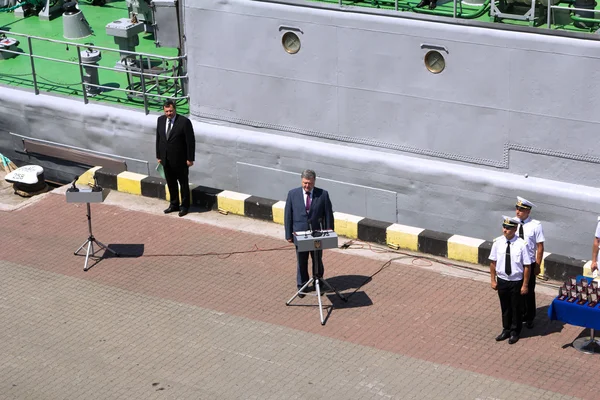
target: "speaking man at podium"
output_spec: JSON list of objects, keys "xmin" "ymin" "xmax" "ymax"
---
[{"xmin": 284, "ymin": 169, "xmax": 334, "ymax": 294}]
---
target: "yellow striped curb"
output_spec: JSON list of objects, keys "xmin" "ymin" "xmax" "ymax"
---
[
  {"xmin": 386, "ymin": 224, "xmax": 424, "ymax": 252},
  {"xmin": 333, "ymin": 212, "xmax": 364, "ymax": 239},
  {"xmin": 272, "ymin": 201, "xmax": 285, "ymax": 225},
  {"xmin": 217, "ymin": 190, "xmax": 251, "ymax": 216},
  {"xmin": 448, "ymin": 235, "xmax": 485, "ymax": 265},
  {"xmin": 77, "ymin": 166, "xmax": 102, "ymax": 187},
  {"xmin": 117, "ymin": 171, "xmax": 146, "ymax": 195}
]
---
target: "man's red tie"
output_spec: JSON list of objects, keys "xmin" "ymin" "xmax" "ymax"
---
[{"xmin": 305, "ymin": 191, "xmax": 311, "ymax": 213}]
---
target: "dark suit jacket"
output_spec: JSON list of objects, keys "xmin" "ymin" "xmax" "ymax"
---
[
  {"xmin": 284, "ymin": 187, "xmax": 334, "ymax": 241},
  {"xmin": 156, "ymin": 113, "xmax": 195, "ymax": 166}
]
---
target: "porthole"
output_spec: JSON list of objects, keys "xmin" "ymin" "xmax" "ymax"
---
[
  {"xmin": 282, "ymin": 31, "xmax": 301, "ymax": 54},
  {"xmin": 424, "ymin": 50, "xmax": 445, "ymax": 74}
]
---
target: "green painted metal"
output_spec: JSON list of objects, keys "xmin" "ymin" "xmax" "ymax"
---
[
  {"xmin": 570, "ymin": 13, "xmax": 600, "ymax": 25},
  {"xmin": 0, "ymin": 1, "xmax": 189, "ymax": 115},
  {"xmin": 311, "ymin": 0, "xmax": 600, "ymax": 31}
]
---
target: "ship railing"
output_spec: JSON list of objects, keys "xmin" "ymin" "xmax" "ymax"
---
[
  {"xmin": 547, "ymin": 4, "xmax": 600, "ymax": 29},
  {"xmin": 0, "ymin": 29, "xmax": 188, "ymax": 115}
]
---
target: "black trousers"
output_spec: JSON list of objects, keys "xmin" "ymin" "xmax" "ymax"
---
[
  {"xmin": 497, "ymin": 278, "xmax": 523, "ymax": 335},
  {"xmin": 296, "ymin": 249, "xmax": 324, "ymax": 289},
  {"xmin": 164, "ymin": 158, "xmax": 190, "ymax": 209},
  {"xmin": 523, "ymin": 262, "xmax": 537, "ymax": 323}
]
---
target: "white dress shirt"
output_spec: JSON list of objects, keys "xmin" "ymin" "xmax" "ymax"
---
[
  {"xmin": 519, "ymin": 217, "xmax": 545, "ymax": 261},
  {"xmin": 489, "ymin": 235, "xmax": 532, "ymax": 281}
]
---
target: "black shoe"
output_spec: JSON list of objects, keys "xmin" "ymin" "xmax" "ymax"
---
[
  {"xmin": 416, "ymin": 0, "xmax": 428, "ymax": 7},
  {"xmin": 178, "ymin": 208, "xmax": 189, "ymax": 217},
  {"xmin": 508, "ymin": 334, "xmax": 519, "ymax": 344},
  {"xmin": 428, "ymin": 1, "xmax": 436, "ymax": 9},
  {"xmin": 296, "ymin": 286, "xmax": 306, "ymax": 298},
  {"xmin": 526, "ymin": 321, "xmax": 534, "ymax": 329},
  {"xmin": 164, "ymin": 205, "xmax": 180, "ymax": 214},
  {"xmin": 495, "ymin": 331, "xmax": 510, "ymax": 341}
]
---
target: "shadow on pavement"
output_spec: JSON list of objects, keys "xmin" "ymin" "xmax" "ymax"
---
[
  {"xmin": 560, "ymin": 328, "xmax": 599, "ymax": 351},
  {"xmin": 324, "ymin": 275, "xmax": 372, "ymax": 292},
  {"xmin": 328, "ymin": 291, "xmax": 373, "ymax": 309},
  {"xmin": 104, "ymin": 244, "xmax": 145, "ymax": 258},
  {"xmin": 189, "ymin": 205, "xmax": 212, "ymax": 214},
  {"xmin": 520, "ymin": 305, "xmax": 566, "ymax": 339}
]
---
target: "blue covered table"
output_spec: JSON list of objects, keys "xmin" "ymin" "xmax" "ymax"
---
[{"xmin": 548, "ymin": 276, "xmax": 600, "ymax": 354}]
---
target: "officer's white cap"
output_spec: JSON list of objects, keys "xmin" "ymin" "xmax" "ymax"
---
[
  {"xmin": 516, "ymin": 196, "xmax": 535, "ymax": 209},
  {"xmin": 502, "ymin": 215, "xmax": 521, "ymax": 229}
]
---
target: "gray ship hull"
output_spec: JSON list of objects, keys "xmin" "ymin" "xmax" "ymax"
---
[{"xmin": 2, "ymin": 0, "xmax": 600, "ymax": 261}]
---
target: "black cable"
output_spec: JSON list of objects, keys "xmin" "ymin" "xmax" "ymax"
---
[
  {"xmin": 339, "ymin": 239, "xmax": 562, "ymax": 289},
  {"xmin": 136, "ymin": 237, "xmax": 560, "ymax": 301},
  {"xmin": 141, "ymin": 243, "xmax": 296, "ymax": 259}
]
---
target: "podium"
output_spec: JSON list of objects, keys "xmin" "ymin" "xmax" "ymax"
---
[
  {"xmin": 286, "ymin": 230, "xmax": 347, "ymax": 325},
  {"xmin": 66, "ymin": 186, "xmax": 118, "ymax": 271}
]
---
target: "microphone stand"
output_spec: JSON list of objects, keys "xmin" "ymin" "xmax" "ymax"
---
[
  {"xmin": 287, "ymin": 218, "xmax": 347, "ymax": 325},
  {"xmin": 69, "ymin": 175, "xmax": 119, "ymax": 270}
]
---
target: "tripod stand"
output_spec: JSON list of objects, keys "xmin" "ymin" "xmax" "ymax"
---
[
  {"xmin": 286, "ymin": 231, "xmax": 347, "ymax": 325},
  {"xmin": 74, "ymin": 202, "xmax": 119, "ymax": 271}
]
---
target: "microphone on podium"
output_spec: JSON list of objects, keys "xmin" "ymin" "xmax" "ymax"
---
[
  {"xmin": 312, "ymin": 218, "xmax": 322, "ymax": 238},
  {"xmin": 68, "ymin": 175, "xmax": 80, "ymax": 192}
]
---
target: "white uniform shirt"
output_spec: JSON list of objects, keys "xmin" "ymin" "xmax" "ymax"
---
[
  {"xmin": 595, "ymin": 218, "xmax": 600, "ymax": 262},
  {"xmin": 519, "ymin": 217, "xmax": 544, "ymax": 261},
  {"xmin": 489, "ymin": 235, "xmax": 532, "ymax": 281}
]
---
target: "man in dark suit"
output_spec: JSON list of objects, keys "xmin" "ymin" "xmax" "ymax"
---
[
  {"xmin": 284, "ymin": 169, "xmax": 334, "ymax": 296},
  {"xmin": 156, "ymin": 100, "xmax": 196, "ymax": 217}
]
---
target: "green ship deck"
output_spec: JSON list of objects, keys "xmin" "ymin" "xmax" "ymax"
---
[
  {"xmin": 309, "ymin": 0, "xmax": 600, "ymax": 32},
  {"xmin": 0, "ymin": 0, "xmax": 188, "ymax": 115}
]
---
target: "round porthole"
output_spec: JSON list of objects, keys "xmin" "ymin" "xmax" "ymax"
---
[
  {"xmin": 282, "ymin": 31, "xmax": 301, "ymax": 54},
  {"xmin": 424, "ymin": 50, "xmax": 445, "ymax": 74}
]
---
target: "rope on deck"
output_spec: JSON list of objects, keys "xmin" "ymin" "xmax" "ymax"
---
[{"xmin": 0, "ymin": 154, "xmax": 17, "ymax": 174}]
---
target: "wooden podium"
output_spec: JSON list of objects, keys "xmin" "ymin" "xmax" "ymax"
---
[
  {"xmin": 66, "ymin": 186, "xmax": 118, "ymax": 271},
  {"xmin": 286, "ymin": 230, "xmax": 347, "ymax": 325}
]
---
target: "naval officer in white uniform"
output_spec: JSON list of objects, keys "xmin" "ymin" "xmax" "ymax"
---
[
  {"xmin": 489, "ymin": 216, "xmax": 531, "ymax": 345},
  {"xmin": 514, "ymin": 196, "xmax": 545, "ymax": 329}
]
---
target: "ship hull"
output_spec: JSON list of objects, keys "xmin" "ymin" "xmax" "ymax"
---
[{"xmin": 2, "ymin": 0, "xmax": 600, "ymax": 261}]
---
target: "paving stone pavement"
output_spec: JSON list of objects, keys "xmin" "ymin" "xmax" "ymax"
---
[{"xmin": 0, "ymin": 189, "xmax": 595, "ymax": 399}]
